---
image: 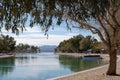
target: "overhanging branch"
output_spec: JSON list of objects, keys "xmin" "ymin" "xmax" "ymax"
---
[
  {"xmin": 70, "ymin": 16, "xmax": 110, "ymax": 49},
  {"xmin": 108, "ymin": 9, "xmax": 120, "ymax": 27},
  {"xmin": 97, "ymin": 15, "xmax": 111, "ymax": 48},
  {"xmin": 78, "ymin": 21, "xmax": 110, "ymax": 49}
]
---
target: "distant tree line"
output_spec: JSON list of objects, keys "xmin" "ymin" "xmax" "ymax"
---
[
  {"xmin": 14, "ymin": 43, "xmax": 40, "ymax": 53},
  {"xmin": 0, "ymin": 34, "xmax": 40, "ymax": 54},
  {"xmin": 57, "ymin": 35, "xmax": 105, "ymax": 53}
]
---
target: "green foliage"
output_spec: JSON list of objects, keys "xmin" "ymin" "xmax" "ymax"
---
[
  {"xmin": 0, "ymin": 34, "xmax": 39, "ymax": 53},
  {"xmin": 0, "ymin": 34, "xmax": 16, "ymax": 53},
  {"xmin": 80, "ymin": 36, "xmax": 92, "ymax": 51},
  {"xmin": 58, "ymin": 35, "xmax": 102, "ymax": 53},
  {"xmin": 0, "ymin": 0, "xmax": 118, "ymax": 34},
  {"xmin": 58, "ymin": 35, "xmax": 83, "ymax": 53}
]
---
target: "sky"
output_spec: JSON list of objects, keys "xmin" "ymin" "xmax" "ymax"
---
[{"xmin": 1, "ymin": 24, "xmax": 99, "ymax": 46}]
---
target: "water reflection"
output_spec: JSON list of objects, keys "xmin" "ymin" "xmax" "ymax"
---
[
  {"xmin": 16, "ymin": 57, "xmax": 29, "ymax": 65},
  {"xmin": 0, "ymin": 58, "xmax": 15, "ymax": 77},
  {"xmin": 15, "ymin": 54, "xmax": 38, "ymax": 66},
  {"xmin": 0, "ymin": 53, "xmax": 107, "ymax": 80},
  {"xmin": 59, "ymin": 55, "xmax": 105, "ymax": 72}
]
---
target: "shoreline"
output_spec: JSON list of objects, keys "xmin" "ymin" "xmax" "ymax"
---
[
  {"xmin": 58, "ymin": 53, "xmax": 109, "ymax": 61},
  {"xmin": 49, "ymin": 53, "xmax": 120, "ymax": 80},
  {"xmin": 49, "ymin": 63, "xmax": 108, "ymax": 80},
  {"xmin": 0, "ymin": 54, "xmax": 15, "ymax": 58}
]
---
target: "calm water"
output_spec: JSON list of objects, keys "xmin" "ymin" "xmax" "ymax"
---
[{"xmin": 0, "ymin": 52, "xmax": 107, "ymax": 80}]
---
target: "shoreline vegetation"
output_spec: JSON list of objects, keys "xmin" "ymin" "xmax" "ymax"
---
[
  {"xmin": 57, "ymin": 35, "xmax": 105, "ymax": 54},
  {"xmin": 50, "ymin": 53, "xmax": 120, "ymax": 80},
  {"xmin": 0, "ymin": 35, "xmax": 40, "ymax": 55}
]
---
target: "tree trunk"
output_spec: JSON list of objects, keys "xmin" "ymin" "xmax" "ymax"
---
[{"xmin": 107, "ymin": 49, "xmax": 117, "ymax": 75}]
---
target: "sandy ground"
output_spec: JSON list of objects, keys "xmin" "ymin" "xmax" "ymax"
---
[
  {"xmin": 50, "ymin": 53, "xmax": 120, "ymax": 80},
  {"xmin": 0, "ymin": 54, "xmax": 15, "ymax": 58}
]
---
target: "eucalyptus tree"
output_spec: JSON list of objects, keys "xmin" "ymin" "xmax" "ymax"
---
[{"xmin": 0, "ymin": 0, "xmax": 120, "ymax": 75}]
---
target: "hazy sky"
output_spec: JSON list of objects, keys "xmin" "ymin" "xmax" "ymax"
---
[{"xmin": 1, "ymin": 24, "xmax": 98, "ymax": 46}]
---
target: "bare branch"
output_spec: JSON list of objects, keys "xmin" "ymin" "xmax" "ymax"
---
[
  {"xmin": 97, "ymin": 15, "xmax": 111, "ymax": 48},
  {"xmin": 105, "ymin": 17, "xmax": 115, "ymax": 30},
  {"xmin": 108, "ymin": 9, "xmax": 120, "ymax": 27},
  {"xmin": 70, "ymin": 16, "xmax": 110, "ymax": 49}
]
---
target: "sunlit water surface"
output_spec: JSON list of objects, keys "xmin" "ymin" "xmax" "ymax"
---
[{"xmin": 0, "ymin": 52, "xmax": 107, "ymax": 80}]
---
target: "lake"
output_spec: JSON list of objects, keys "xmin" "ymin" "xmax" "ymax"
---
[{"xmin": 0, "ymin": 52, "xmax": 107, "ymax": 80}]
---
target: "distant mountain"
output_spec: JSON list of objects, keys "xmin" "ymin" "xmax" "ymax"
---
[{"xmin": 40, "ymin": 45, "xmax": 57, "ymax": 52}]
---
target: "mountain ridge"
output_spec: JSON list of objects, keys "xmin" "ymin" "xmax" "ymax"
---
[{"xmin": 39, "ymin": 45, "xmax": 57, "ymax": 52}]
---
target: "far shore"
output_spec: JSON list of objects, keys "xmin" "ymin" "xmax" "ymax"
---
[
  {"xmin": 49, "ymin": 53, "xmax": 120, "ymax": 80},
  {"xmin": 57, "ymin": 53, "xmax": 110, "ymax": 61},
  {"xmin": 0, "ymin": 54, "xmax": 15, "ymax": 58}
]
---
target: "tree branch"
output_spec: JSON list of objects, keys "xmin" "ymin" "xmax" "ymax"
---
[
  {"xmin": 79, "ymin": 21, "xmax": 110, "ymax": 49},
  {"xmin": 97, "ymin": 15, "xmax": 111, "ymax": 48},
  {"xmin": 105, "ymin": 17, "xmax": 115, "ymax": 30},
  {"xmin": 108, "ymin": 9, "xmax": 120, "ymax": 27},
  {"xmin": 70, "ymin": 16, "xmax": 110, "ymax": 49}
]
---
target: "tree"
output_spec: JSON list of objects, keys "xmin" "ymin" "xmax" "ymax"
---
[
  {"xmin": 58, "ymin": 35, "xmax": 84, "ymax": 53},
  {"xmin": 58, "ymin": 35, "xmax": 100, "ymax": 53},
  {"xmin": 31, "ymin": 45, "xmax": 38, "ymax": 53},
  {"xmin": 0, "ymin": 0, "xmax": 120, "ymax": 75},
  {"xmin": 0, "ymin": 35, "xmax": 16, "ymax": 53},
  {"xmin": 71, "ymin": 35, "xmax": 84, "ymax": 52},
  {"xmin": 80, "ymin": 38, "xmax": 88, "ymax": 51},
  {"xmin": 15, "ymin": 43, "xmax": 38, "ymax": 53},
  {"xmin": 91, "ymin": 40, "xmax": 102, "ymax": 53},
  {"xmin": 80, "ymin": 36, "xmax": 92, "ymax": 51}
]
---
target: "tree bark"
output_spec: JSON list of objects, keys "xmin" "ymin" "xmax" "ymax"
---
[{"xmin": 107, "ymin": 49, "xmax": 117, "ymax": 75}]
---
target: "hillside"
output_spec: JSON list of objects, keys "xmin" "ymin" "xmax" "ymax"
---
[{"xmin": 40, "ymin": 45, "xmax": 57, "ymax": 52}]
